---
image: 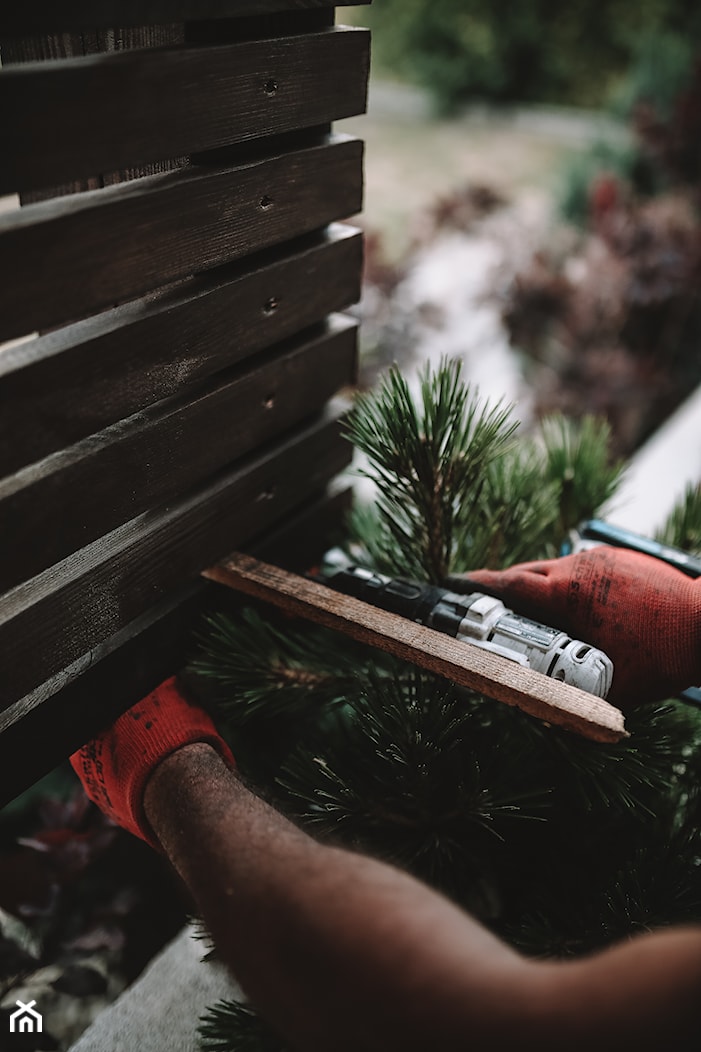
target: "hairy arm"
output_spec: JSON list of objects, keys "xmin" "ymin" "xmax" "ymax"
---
[{"xmin": 144, "ymin": 743, "xmax": 701, "ymax": 1052}]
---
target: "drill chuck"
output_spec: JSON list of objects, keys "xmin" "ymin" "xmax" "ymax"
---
[{"xmin": 326, "ymin": 565, "xmax": 613, "ymax": 699}]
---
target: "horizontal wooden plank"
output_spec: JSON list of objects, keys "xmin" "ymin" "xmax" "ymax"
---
[
  {"xmin": 1, "ymin": 24, "xmax": 188, "ymax": 203},
  {"xmin": 205, "ymin": 555, "xmax": 628, "ymax": 744},
  {"xmin": 0, "ymin": 134, "xmax": 364, "ymax": 341},
  {"xmin": 0, "ymin": 27, "xmax": 370, "ymax": 194},
  {"xmin": 0, "ymin": 2, "xmax": 370, "ymax": 36},
  {"xmin": 0, "ymin": 584, "xmax": 210, "ymax": 804},
  {"xmin": 0, "ymin": 485, "xmax": 353, "ymax": 804},
  {"xmin": 0, "ymin": 404, "xmax": 351, "ymax": 710},
  {"xmin": 1, "ymin": 25, "xmax": 184, "ymax": 65},
  {"xmin": 0, "ymin": 226, "xmax": 362, "ymax": 477},
  {"xmin": 0, "ymin": 316, "xmax": 357, "ymax": 591},
  {"xmin": 248, "ymin": 481, "xmax": 352, "ymax": 569}
]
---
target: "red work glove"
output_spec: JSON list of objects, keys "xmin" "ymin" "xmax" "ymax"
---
[
  {"xmin": 70, "ymin": 676, "xmax": 235, "ymax": 848},
  {"xmin": 451, "ymin": 547, "xmax": 701, "ymax": 710}
]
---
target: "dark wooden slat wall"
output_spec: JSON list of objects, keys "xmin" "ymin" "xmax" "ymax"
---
[
  {"xmin": 0, "ymin": 3, "xmax": 368, "ymax": 801},
  {"xmin": 0, "ymin": 487, "xmax": 353, "ymax": 805},
  {"xmin": 0, "ymin": 227, "xmax": 362, "ymax": 476},
  {"xmin": 1, "ymin": 27, "xmax": 370, "ymax": 194},
  {"xmin": 0, "ymin": 318, "xmax": 357, "ymax": 591},
  {"xmin": 1, "ymin": 24, "xmax": 187, "ymax": 202},
  {"xmin": 0, "ymin": 137, "xmax": 363, "ymax": 341},
  {"xmin": 1, "ymin": 405, "xmax": 351, "ymax": 713},
  {"xmin": 0, "ymin": 2, "xmax": 370, "ymax": 36}
]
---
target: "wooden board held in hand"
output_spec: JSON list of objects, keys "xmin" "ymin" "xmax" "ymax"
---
[{"xmin": 204, "ymin": 553, "xmax": 628, "ymax": 743}]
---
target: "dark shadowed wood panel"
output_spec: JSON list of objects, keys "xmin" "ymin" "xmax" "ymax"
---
[
  {"xmin": 0, "ymin": 28, "xmax": 369, "ymax": 194},
  {"xmin": 0, "ymin": 317, "xmax": 357, "ymax": 590},
  {"xmin": 248, "ymin": 483, "xmax": 352, "ymax": 569},
  {"xmin": 0, "ymin": 0, "xmax": 368, "ymax": 804},
  {"xmin": 0, "ymin": 135, "xmax": 363, "ymax": 341},
  {"xmin": 0, "ymin": 24, "xmax": 186, "ymax": 201},
  {"xmin": 0, "ymin": 227, "xmax": 362, "ymax": 476},
  {"xmin": 0, "ymin": 585, "xmax": 210, "ymax": 804},
  {"xmin": 0, "ymin": 486, "xmax": 352, "ymax": 805},
  {"xmin": 0, "ymin": 406, "xmax": 350, "ymax": 710},
  {"xmin": 0, "ymin": 1, "xmax": 369, "ymax": 36}
]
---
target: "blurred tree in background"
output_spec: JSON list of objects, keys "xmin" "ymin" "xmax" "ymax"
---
[{"xmin": 356, "ymin": 0, "xmax": 700, "ymax": 112}]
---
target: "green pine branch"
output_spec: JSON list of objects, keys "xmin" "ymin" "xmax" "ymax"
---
[
  {"xmin": 655, "ymin": 482, "xmax": 701, "ymax": 553},
  {"xmin": 190, "ymin": 608, "xmax": 364, "ymax": 727},
  {"xmin": 540, "ymin": 414, "xmax": 624, "ymax": 538},
  {"xmin": 277, "ymin": 670, "xmax": 549, "ymax": 902},
  {"xmin": 346, "ymin": 358, "xmax": 517, "ymax": 581},
  {"xmin": 194, "ymin": 364, "xmax": 701, "ymax": 1052},
  {"xmin": 505, "ymin": 822, "xmax": 701, "ymax": 959},
  {"xmin": 346, "ymin": 363, "xmax": 624, "ymax": 577},
  {"xmin": 199, "ymin": 1000, "xmax": 287, "ymax": 1052},
  {"xmin": 457, "ymin": 446, "xmax": 560, "ymax": 570}
]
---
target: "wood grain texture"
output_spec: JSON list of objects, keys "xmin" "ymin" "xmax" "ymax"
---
[
  {"xmin": 0, "ymin": 1, "xmax": 370, "ymax": 36},
  {"xmin": 0, "ymin": 2, "xmax": 368, "ymax": 796},
  {"xmin": 0, "ymin": 486, "xmax": 352, "ymax": 804},
  {"xmin": 0, "ymin": 584, "xmax": 209, "ymax": 805},
  {"xmin": 0, "ymin": 134, "xmax": 359, "ymax": 340},
  {"xmin": 0, "ymin": 227, "xmax": 362, "ymax": 477},
  {"xmin": 204, "ymin": 555, "xmax": 629, "ymax": 743},
  {"xmin": 1, "ymin": 24, "xmax": 187, "ymax": 202},
  {"xmin": 1, "ymin": 31, "xmax": 103, "ymax": 200},
  {"xmin": 248, "ymin": 483, "xmax": 352, "ymax": 570},
  {"xmin": 1, "ymin": 28, "xmax": 370, "ymax": 194},
  {"xmin": 0, "ymin": 406, "xmax": 351, "ymax": 710},
  {"xmin": 0, "ymin": 317, "xmax": 357, "ymax": 590},
  {"xmin": 0, "ymin": 134, "xmax": 364, "ymax": 341}
]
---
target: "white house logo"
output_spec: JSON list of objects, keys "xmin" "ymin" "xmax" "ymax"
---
[{"xmin": 9, "ymin": 999, "xmax": 43, "ymax": 1034}]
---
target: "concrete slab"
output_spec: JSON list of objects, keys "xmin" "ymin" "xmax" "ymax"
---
[
  {"xmin": 68, "ymin": 925, "xmax": 242, "ymax": 1052},
  {"xmin": 607, "ymin": 384, "xmax": 701, "ymax": 535}
]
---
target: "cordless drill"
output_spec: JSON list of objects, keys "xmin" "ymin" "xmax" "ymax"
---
[{"xmin": 321, "ymin": 560, "xmax": 614, "ymax": 699}]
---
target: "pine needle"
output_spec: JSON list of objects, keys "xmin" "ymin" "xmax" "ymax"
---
[
  {"xmin": 277, "ymin": 671, "xmax": 548, "ymax": 895},
  {"xmin": 199, "ymin": 1000, "xmax": 287, "ymax": 1052},
  {"xmin": 189, "ymin": 608, "xmax": 363, "ymax": 726},
  {"xmin": 346, "ymin": 358, "xmax": 517, "ymax": 581},
  {"xmin": 457, "ymin": 446, "xmax": 560, "ymax": 569},
  {"xmin": 540, "ymin": 414, "xmax": 624, "ymax": 537},
  {"xmin": 192, "ymin": 362, "xmax": 701, "ymax": 1050},
  {"xmin": 655, "ymin": 483, "xmax": 701, "ymax": 553}
]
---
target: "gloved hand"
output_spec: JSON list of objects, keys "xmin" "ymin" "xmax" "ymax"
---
[
  {"xmin": 70, "ymin": 676, "xmax": 235, "ymax": 848},
  {"xmin": 449, "ymin": 547, "xmax": 701, "ymax": 709}
]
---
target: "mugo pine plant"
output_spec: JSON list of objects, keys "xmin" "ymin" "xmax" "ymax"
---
[{"xmin": 193, "ymin": 359, "xmax": 701, "ymax": 1052}]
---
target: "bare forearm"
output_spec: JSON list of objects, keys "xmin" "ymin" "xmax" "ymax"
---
[
  {"xmin": 144, "ymin": 744, "xmax": 701, "ymax": 1052},
  {"xmin": 143, "ymin": 744, "xmax": 541, "ymax": 1052}
]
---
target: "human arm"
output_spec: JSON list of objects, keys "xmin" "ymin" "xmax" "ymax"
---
[
  {"xmin": 72, "ymin": 671, "xmax": 701, "ymax": 1052},
  {"xmin": 71, "ymin": 538, "xmax": 701, "ymax": 1052},
  {"xmin": 143, "ymin": 742, "xmax": 543, "ymax": 1052},
  {"xmin": 142, "ymin": 741, "xmax": 701, "ymax": 1052}
]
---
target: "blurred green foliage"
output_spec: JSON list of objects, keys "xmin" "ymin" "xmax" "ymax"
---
[
  {"xmin": 354, "ymin": 0, "xmax": 700, "ymax": 111},
  {"xmin": 556, "ymin": 28, "xmax": 698, "ymax": 223},
  {"xmin": 557, "ymin": 140, "xmax": 643, "ymax": 224},
  {"xmin": 611, "ymin": 32, "xmax": 695, "ymax": 118}
]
